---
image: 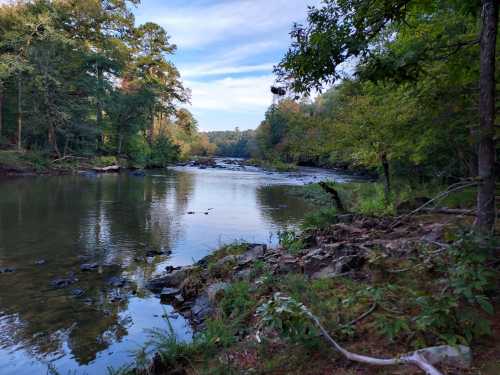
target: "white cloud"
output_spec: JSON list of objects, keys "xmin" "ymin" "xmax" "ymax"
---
[
  {"xmin": 145, "ymin": 0, "xmax": 321, "ymax": 49},
  {"xmin": 185, "ymin": 75, "xmax": 274, "ymax": 112},
  {"xmin": 182, "ymin": 62, "xmax": 274, "ymax": 78}
]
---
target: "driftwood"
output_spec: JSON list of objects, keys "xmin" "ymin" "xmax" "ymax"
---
[
  {"xmin": 303, "ymin": 305, "xmax": 469, "ymax": 375},
  {"xmin": 319, "ymin": 182, "xmax": 346, "ymax": 212},
  {"xmin": 92, "ymin": 165, "xmax": 120, "ymax": 173}
]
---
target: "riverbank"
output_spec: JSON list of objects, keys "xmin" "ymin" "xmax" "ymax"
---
[
  {"xmin": 122, "ymin": 188, "xmax": 499, "ymax": 375},
  {"xmin": 0, "ymin": 150, "xmax": 142, "ymax": 177}
]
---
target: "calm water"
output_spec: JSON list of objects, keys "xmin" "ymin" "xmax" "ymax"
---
[{"xmin": 0, "ymin": 164, "xmax": 351, "ymax": 374}]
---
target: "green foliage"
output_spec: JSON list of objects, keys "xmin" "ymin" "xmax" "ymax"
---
[
  {"xmin": 301, "ymin": 207, "xmax": 337, "ymax": 229},
  {"xmin": 257, "ymin": 293, "xmax": 315, "ymax": 340},
  {"xmin": 219, "ymin": 281, "xmax": 254, "ymax": 319},
  {"xmin": 277, "ymin": 230, "xmax": 305, "ymax": 254},
  {"xmin": 149, "ymin": 135, "xmax": 179, "ymax": 167}
]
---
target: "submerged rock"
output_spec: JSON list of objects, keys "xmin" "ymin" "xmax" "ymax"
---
[
  {"xmin": 80, "ymin": 263, "xmax": 99, "ymax": 271},
  {"xmin": 0, "ymin": 267, "xmax": 16, "ymax": 274},
  {"xmin": 108, "ymin": 276, "xmax": 127, "ymax": 288},
  {"xmin": 50, "ymin": 273, "xmax": 78, "ymax": 288}
]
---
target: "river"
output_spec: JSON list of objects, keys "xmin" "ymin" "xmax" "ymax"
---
[{"xmin": 0, "ymin": 162, "xmax": 355, "ymax": 374}]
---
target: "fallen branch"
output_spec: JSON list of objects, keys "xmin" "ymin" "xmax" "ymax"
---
[
  {"xmin": 303, "ymin": 305, "xmax": 469, "ymax": 375},
  {"xmin": 50, "ymin": 155, "xmax": 89, "ymax": 164},
  {"xmin": 391, "ymin": 181, "xmax": 479, "ymax": 228},
  {"xmin": 258, "ymin": 294, "xmax": 471, "ymax": 375},
  {"xmin": 92, "ymin": 165, "xmax": 120, "ymax": 173},
  {"xmin": 344, "ymin": 303, "xmax": 377, "ymax": 327}
]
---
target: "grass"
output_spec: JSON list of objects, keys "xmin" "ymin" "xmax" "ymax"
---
[{"xmin": 293, "ymin": 179, "xmax": 477, "ymax": 217}]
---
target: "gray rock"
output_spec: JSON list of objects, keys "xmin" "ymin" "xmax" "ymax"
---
[
  {"xmin": 108, "ymin": 276, "xmax": 127, "ymax": 288},
  {"xmin": 191, "ymin": 293, "xmax": 212, "ymax": 323},
  {"xmin": 35, "ymin": 259, "xmax": 47, "ymax": 266},
  {"xmin": 160, "ymin": 288, "xmax": 181, "ymax": 303},
  {"xmin": 235, "ymin": 268, "xmax": 253, "ymax": 281},
  {"xmin": 146, "ymin": 267, "xmax": 193, "ymax": 292},
  {"xmin": 70, "ymin": 288, "xmax": 85, "ymax": 298},
  {"xmin": 0, "ymin": 267, "xmax": 16, "ymax": 274},
  {"xmin": 80, "ymin": 263, "xmax": 99, "ymax": 271},
  {"xmin": 237, "ymin": 244, "xmax": 267, "ymax": 266},
  {"xmin": 50, "ymin": 273, "xmax": 78, "ymax": 288},
  {"xmin": 277, "ymin": 255, "xmax": 301, "ymax": 274},
  {"xmin": 206, "ymin": 282, "xmax": 230, "ymax": 303},
  {"xmin": 415, "ymin": 345, "xmax": 471, "ymax": 369}
]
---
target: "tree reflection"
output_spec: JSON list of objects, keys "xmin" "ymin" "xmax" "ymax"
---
[{"xmin": 0, "ymin": 171, "xmax": 194, "ymax": 365}]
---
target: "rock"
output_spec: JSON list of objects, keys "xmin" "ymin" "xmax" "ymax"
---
[
  {"xmin": 130, "ymin": 170, "xmax": 146, "ymax": 177},
  {"xmin": 337, "ymin": 214, "xmax": 355, "ymax": 224},
  {"xmin": 235, "ymin": 268, "xmax": 253, "ymax": 281},
  {"xmin": 187, "ymin": 211, "xmax": 195, "ymax": 215},
  {"xmin": 146, "ymin": 250, "xmax": 166, "ymax": 257},
  {"xmin": 415, "ymin": 345, "xmax": 471, "ymax": 369},
  {"xmin": 277, "ymin": 255, "xmax": 301, "ymax": 274},
  {"xmin": 0, "ymin": 267, "xmax": 16, "ymax": 274},
  {"xmin": 35, "ymin": 259, "xmax": 47, "ymax": 266},
  {"xmin": 174, "ymin": 294, "xmax": 185, "ymax": 303},
  {"xmin": 146, "ymin": 267, "xmax": 193, "ymax": 292},
  {"xmin": 160, "ymin": 288, "xmax": 181, "ymax": 303},
  {"xmin": 191, "ymin": 293, "xmax": 212, "ymax": 323},
  {"xmin": 108, "ymin": 276, "xmax": 127, "ymax": 288},
  {"xmin": 80, "ymin": 263, "xmax": 99, "ymax": 271},
  {"xmin": 206, "ymin": 282, "xmax": 230, "ymax": 303},
  {"xmin": 70, "ymin": 288, "xmax": 85, "ymax": 298},
  {"xmin": 237, "ymin": 244, "xmax": 267, "ymax": 266},
  {"xmin": 50, "ymin": 273, "xmax": 78, "ymax": 288}
]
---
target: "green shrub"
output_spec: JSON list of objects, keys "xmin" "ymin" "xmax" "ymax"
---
[
  {"xmin": 301, "ymin": 207, "xmax": 337, "ymax": 230},
  {"xmin": 278, "ymin": 230, "xmax": 305, "ymax": 254}
]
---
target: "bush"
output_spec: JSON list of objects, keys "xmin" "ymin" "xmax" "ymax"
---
[{"xmin": 149, "ymin": 135, "xmax": 180, "ymax": 167}]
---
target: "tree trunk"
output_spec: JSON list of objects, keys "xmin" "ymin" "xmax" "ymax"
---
[
  {"xmin": 96, "ymin": 65, "xmax": 104, "ymax": 149},
  {"xmin": 476, "ymin": 0, "xmax": 499, "ymax": 233},
  {"xmin": 0, "ymin": 83, "xmax": 4, "ymax": 139},
  {"xmin": 381, "ymin": 152, "xmax": 391, "ymax": 199},
  {"xmin": 117, "ymin": 132, "xmax": 123, "ymax": 155},
  {"xmin": 17, "ymin": 76, "xmax": 22, "ymax": 151}
]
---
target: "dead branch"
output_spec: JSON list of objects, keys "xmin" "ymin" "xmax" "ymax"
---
[
  {"xmin": 344, "ymin": 303, "xmax": 377, "ymax": 327},
  {"xmin": 50, "ymin": 155, "xmax": 89, "ymax": 164},
  {"xmin": 391, "ymin": 182, "xmax": 479, "ymax": 228},
  {"xmin": 303, "ymin": 305, "xmax": 469, "ymax": 375}
]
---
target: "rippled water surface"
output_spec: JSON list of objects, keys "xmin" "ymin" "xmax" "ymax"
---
[{"xmin": 0, "ymin": 164, "xmax": 352, "ymax": 374}]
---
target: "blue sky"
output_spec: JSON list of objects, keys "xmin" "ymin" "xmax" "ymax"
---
[{"xmin": 133, "ymin": 0, "xmax": 321, "ymax": 131}]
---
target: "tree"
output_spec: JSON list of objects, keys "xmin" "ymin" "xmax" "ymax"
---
[
  {"xmin": 476, "ymin": 0, "xmax": 498, "ymax": 232},
  {"xmin": 276, "ymin": 0, "xmax": 499, "ymax": 232}
]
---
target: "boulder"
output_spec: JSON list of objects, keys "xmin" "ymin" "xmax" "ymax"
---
[
  {"xmin": 237, "ymin": 244, "xmax": 267, "ymax": 266},
  {"xmin": 191, "ymin": 293, "xmax": 212, "ymax": 324},
  {"xmin": 206, "ymin": 282, "xmax": 230, "ymax": 303},
  {"xmin": 277, "ymin": 255, "xmax": 301, "ymax": 274},
  {"xmin": 146, "ymin": 267, "xmax": 193, "ymax": 292}
]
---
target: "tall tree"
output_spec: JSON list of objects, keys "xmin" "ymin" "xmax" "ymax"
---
[
  {"xmin": 276, "ymin": 0, "xmax": 499, "ymax": 231},
  {"xmin": 476, "ymin": 0, "xmax": 499, "ymax": 232}
]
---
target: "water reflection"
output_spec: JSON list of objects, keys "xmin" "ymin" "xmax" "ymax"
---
[{"xmin": 0, "ymin": 167, "xmax": 327, "ymax": 374}]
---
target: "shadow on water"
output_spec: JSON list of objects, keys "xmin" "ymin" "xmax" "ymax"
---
[{"xmin": 0, "ymin": 167, "xmax": 334, "ymax": 374}]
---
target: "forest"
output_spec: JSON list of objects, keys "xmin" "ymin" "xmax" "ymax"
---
[{"xmin": 0, "ymin": 0, "xmax": 213, "ymax": 169}]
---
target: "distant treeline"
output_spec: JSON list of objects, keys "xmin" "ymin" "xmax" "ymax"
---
[{"xmin": 204, "ymin": 129, "xmax": 256, "ymax": 158}]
